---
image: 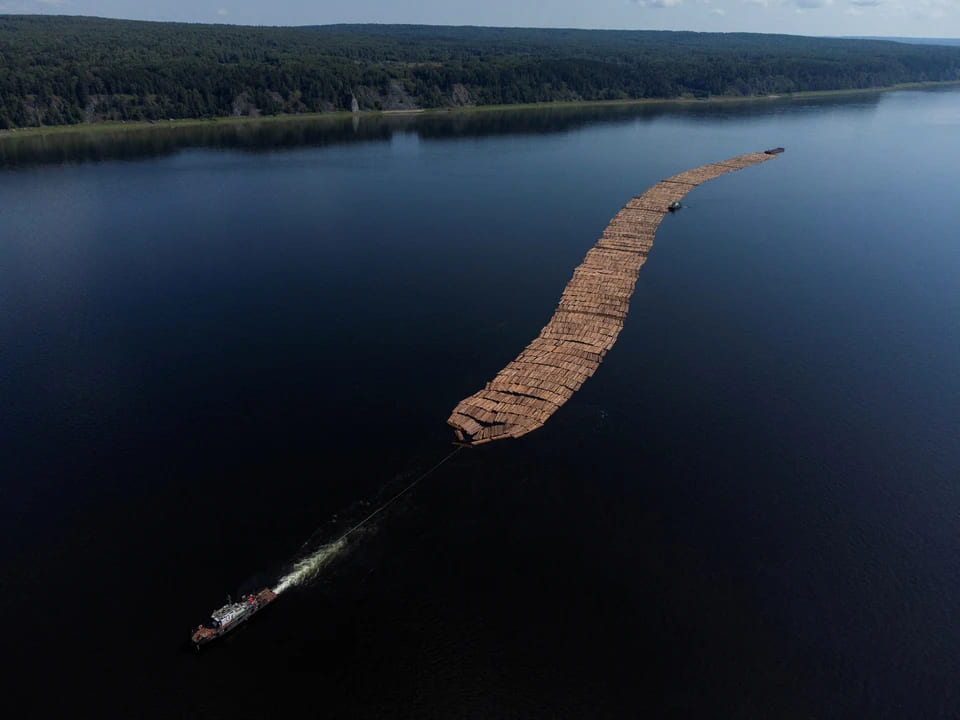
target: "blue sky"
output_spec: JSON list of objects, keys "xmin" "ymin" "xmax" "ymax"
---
[{"xmin": 1, "ymin": 0, "xmax": 959, "ymax": 37}]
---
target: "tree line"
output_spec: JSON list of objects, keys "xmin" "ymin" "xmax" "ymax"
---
[{"xmin": 1, "ymin": 15, "xmax": 959, "ymax": 129}]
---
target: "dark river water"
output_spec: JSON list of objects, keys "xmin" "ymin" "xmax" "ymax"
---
[{"xmin": 2, "ymin": 90, "xmax": 959, "ymax": 718}]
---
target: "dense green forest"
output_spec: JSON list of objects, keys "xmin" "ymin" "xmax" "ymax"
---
[{"xmin": 2, "ymin": 15, "xmax": 960, "ymax": 129}]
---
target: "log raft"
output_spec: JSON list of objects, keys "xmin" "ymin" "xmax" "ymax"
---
[{"xmin": 448, "ymin": 150, "xmax": 780, "ymax": 446}]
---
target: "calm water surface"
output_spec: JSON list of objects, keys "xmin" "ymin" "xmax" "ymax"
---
[{"xmin": 2, "ymin": 91, "xmax": 959, "ymax": 718}]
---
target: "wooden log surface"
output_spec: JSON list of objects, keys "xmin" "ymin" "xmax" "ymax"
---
[{"xmin": 448, "ymin": 151, "xmax": 777, "ymax": 445}]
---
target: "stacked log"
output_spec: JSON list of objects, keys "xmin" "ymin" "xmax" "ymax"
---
[{"xmin": 448, "ymin": 151, "xmax": 777, "ymax": 445}]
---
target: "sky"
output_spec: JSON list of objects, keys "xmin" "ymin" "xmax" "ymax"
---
[{"xmin": 1, "ymin": 0, "xmax": 959, "ymax": 38}]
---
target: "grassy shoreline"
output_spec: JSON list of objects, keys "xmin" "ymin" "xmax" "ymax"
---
[{"xmin": 1, "ymin": 80, "xmax": 957, "ymax": 141}]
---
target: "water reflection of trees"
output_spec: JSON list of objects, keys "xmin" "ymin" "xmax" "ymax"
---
[{"xmin": 0, "ymin": 93, "xmax": 883, "ymax": 169}]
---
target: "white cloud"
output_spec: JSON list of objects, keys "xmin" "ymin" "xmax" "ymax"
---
[
  {"xmin": 846, "ymin": 0, "xmax": 883, "ymax": 15},
  {"xmin": 873, "ymin": 0, "xmax": 959, "ymax": 19},
  {"xmin": 634, "ymin": 0, "xmax": 683, "ymax": 7},
  {"xmin": 794, "ymin": 0, "xmax": 834, "ymax": 8},
  {"xmin": 711, "ymin": 7, "xmax": 727, "ymax": 13},
  {"xmin": 217, "ymin": 7, "xmax": 229, "ymax": 16},
  {"xmin": 0, "ymin": 0, "xmax": 71, "ymax": 8}
]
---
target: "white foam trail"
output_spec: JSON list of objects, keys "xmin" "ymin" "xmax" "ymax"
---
[
  {"xmin": 273, "ymin": 537, "xmax": 347, "ymax": 595},
  {"xmin": 272, "ymin": 449, "xmax": 462, "ymax": 595}
]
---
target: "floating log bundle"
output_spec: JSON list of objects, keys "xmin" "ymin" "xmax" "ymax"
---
[{"xmin": 448, "ymin": 151, "xmax": 779, "ymax": 445}]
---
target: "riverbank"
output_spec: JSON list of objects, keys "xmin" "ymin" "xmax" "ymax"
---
[{"xmin": 1, "ymin": 81, "xmax": 957, "ymax": 141}]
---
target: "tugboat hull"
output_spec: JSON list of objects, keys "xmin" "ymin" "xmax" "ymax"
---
[{"xmin": 191, "ymin": 588, "xmax": 277, "ymax": 648}]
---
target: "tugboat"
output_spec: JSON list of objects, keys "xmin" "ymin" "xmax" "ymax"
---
[
  {"xmin": 191, "ymin": 588, "xmax": 277, "ymax": 649},
  {"xmin": 667, "ymin": 201, "xmax": 682, "ymax": 212}
]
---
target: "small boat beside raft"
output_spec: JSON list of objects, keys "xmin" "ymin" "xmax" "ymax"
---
[{"xmin": 764, "ymin": 147, "xmax": 785, "ymax": 155}]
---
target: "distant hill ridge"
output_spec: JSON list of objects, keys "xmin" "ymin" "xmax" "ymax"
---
[
  {"xmin": 2, "ymin": 15, "xmax": 960, "ymax": 128},
  {"xmin": 848, "ymin": 37, "xmax": 960, "ymax": 47}
]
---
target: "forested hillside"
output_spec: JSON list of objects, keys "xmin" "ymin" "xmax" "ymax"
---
[{"xmin": 2, "ymin": 15, "xmax": 960, "ymax": 128}]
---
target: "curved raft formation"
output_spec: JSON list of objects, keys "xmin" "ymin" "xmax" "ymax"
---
[{"xmin": 448, "ymin": 150, "xmax": 781, "ymax": 446}]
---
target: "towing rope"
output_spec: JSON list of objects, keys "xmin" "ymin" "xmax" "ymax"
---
[
  {"xmin": 334, "ymin": 446, "xmax": 464, "ymax": 544},
  {"xmin": 272, "ymin": 446, "xmax": 465, "ymax": 595}
]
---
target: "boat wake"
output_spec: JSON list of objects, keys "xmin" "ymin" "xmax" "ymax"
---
[
  {"xmin": 271, "ymin": 448, "xmax": 462, "ymax": 596},
  {"xmin": 273, "ymin": 537, "xmax": 348, "ymax": 595}
]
